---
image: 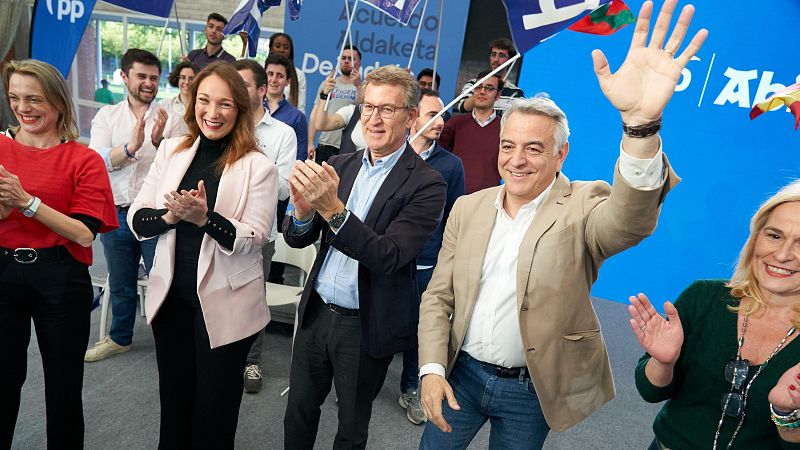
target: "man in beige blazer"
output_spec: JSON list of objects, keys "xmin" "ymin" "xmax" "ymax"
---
[{"xmin": 417, "ymin": 1, "xmax": 707, "ymax": 448}]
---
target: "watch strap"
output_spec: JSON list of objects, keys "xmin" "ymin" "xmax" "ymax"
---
[{"xmin": 622, "ymin": 118, "xmax": 662, "ymax": 138}]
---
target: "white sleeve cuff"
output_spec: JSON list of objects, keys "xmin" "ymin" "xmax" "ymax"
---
[
  {"xmin": 618, "ymin": 141, "xmax": 666, "ymax": 191},
  {"xmin": 419, "ymin": 362, "xmax": 447, "ymax": 379}
]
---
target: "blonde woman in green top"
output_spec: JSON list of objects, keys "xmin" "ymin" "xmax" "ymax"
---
[{"xmin": 630, "ymin": 180, "xmax": 800, "ymax": 450}]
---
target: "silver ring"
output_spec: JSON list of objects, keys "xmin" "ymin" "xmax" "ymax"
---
[{"xmin": 661, "ymin": 48, "xmax": 675, "ymax": 57}]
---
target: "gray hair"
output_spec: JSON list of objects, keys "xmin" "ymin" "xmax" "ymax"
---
[{"xmin": 500, "ymin": 94, "xmax": 570, "ymax": 155}]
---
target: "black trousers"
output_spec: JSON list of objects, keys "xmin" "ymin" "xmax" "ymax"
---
[
  {"xmin": 0, "ymin": 253, "xmax": 92, "ymax": 450},
  {"xmin": 283, "ymin": 293, "xmax": 393, "ymax": 450},
  {"xmin": 151, "ymin": 284, "xmax": 257, "ymax": 450}
]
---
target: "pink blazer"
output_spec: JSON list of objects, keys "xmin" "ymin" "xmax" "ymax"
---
[{"xmin": 128, "ymin": 136, "xmax": 277, "ymax": 348}]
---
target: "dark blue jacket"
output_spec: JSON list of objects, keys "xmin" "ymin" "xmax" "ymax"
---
[{"xmin": 418, "ymin": 144, "xmax": 466, "ymax": 267}]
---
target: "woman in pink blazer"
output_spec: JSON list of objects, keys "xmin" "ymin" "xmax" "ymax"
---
[{"xmin": 127, "ymin": 62, "xmax": 277, "ymax": 449}]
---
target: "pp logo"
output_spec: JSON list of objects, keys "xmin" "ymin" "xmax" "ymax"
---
[{"xmin": 46, "ymin": 0, "xmax": 85, "ymax": 24}]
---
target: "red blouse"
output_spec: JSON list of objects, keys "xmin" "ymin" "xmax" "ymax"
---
[{"xmin": 0, "ymin": 134, "xmax": 118, "ymax": 265}]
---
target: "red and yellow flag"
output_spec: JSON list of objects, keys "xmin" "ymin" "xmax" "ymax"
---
[
  {"xmin": 750, "ymin": 83, "xmax": 800, "ymax": 130},
  {"xmin": 568, "ymin": 0, "xmax": 635, "ymax": 35}
]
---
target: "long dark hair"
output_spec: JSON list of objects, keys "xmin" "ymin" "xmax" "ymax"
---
[
  {"xmin": 178, "ymin": 62, "xmax": 257, "ymax": 175},
  {"xmin": 268, "ymin": 32, "xmax": 299, "ymax": 107}
]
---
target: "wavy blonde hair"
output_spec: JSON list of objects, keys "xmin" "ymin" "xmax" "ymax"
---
[
  {"xmin": 2, "ymin": 59, "xmax": 79, "ymax": 141},
  {"xmin": 728, "ymin": 180, "xmax": 800, "ymax": 324}
]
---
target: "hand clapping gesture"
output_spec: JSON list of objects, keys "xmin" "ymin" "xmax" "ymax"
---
[
  {"xmin": 163, "ymin": 180, "xmax": 209, "ymax": 226},
  {"xmin": 0, "ymin": 165, "xmax": 32, "ymax": 215},
  {"xmin": 288, "ymin": 160, "xmax": 343, "ymax": 221},
  {"xmin": 592, "ymin": 0, "xmax": 708, "ymax": 125},
  {"xmin": 769, "ymin": 364, "xmax": 800, "ymax": 414},
  {"xmin": 628, "ymin": 293, "xmax": 683, "ymax": 366}
]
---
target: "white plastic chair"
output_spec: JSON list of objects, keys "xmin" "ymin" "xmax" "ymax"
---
[
  {"xmin": 267, "ymin": 233, "xmax": 316, "ymax": 396},
  {"xmin": 98, "ymin": 276, "xmax": 147, "ymax": 340}
]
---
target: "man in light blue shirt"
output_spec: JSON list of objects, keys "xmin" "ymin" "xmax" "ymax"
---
[{"xmin": 282, "ymin": 66, "xmax": 447, "ymax": 449}]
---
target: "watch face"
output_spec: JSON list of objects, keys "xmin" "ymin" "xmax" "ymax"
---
[{"xmin": 23, "ymin": 209, "xmax": 34, "ymax": 218}]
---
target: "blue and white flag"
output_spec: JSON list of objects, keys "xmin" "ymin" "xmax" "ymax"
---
[
  {"xmin": 224, "ymin": 0, "xmax": 281, "ymax": 57},
  {"xmin": 363, "ymin": 0, "xmax": 421, "ymax": 26},
  {"xmin": 31, "ymin": 0, "xmax": 98, "ymax": 77},
  {"xmin": 103, "ymin": 0, "xmax": 174, "ymax": 17},
  {"xmin": 502, "ymin": 0, "xmax": 612, "ymax": 54},
  {"xmin": 288, "ymin": 0, "xmax": 302, "ymax": 21}
]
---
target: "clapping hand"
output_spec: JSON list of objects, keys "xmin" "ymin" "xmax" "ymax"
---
[
  {"xmin": 163, "ymin": 180, "xmax": 208, "ymax": 226},
  {"xmin": 288, "ymin": 160, "xmax": 343, "ymax": 220},
  {"xmin": 127, "ymin": 113, "xmax": 146, "ymax": 155},
  {"xmin": 151, "ymin": 108, "xmax": 169, "ymax": 148},
  {"xmin": 592, "ymin": 0, "xmax": 708, "ymax": 125},
  {"xmin": 628, "ymin": 293, "xmax": 683, "ymax": 365},
  {"xmin": 0, "ymin": 165, "xmax": 31, "ymax": 210},
  {"xmin": 770, "ymin": 365, "xmax": 800, "ymax": 413}
]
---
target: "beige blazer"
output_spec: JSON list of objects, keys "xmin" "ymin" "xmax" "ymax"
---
[
  {"xmin": 418, "ymin": 156, "xmax": 679, "ymax": 432},
  {"xmin": 128, "ymin": 136, "xmax": 277, "ymax": 348}
]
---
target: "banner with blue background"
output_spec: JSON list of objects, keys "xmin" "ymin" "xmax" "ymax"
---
[
  {"xmin": 516, "ymin": 0, "xmax": 800, "ymax": 306},
  {"xmin": 285, "ymin": 0, "xmax": 471, "ymax": 116},
  {"xmin": 31, "ymin": 0, "xmax": 98, "ymax": 77}
]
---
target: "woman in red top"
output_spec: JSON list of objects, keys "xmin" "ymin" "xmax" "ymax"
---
[{"xmin": 0, "ymin": 59, "xmax": 117, "ymax": 448}]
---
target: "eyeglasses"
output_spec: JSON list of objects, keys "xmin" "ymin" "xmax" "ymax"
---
[
  {"xmin": 474, "ymin": 85, "xmax": 498, "ymax": 93},
  {"xmin": 489, "ymin": 51, "xmax": 509, "ymax": 59},
  {"xmin": 359, "ymin": 103, "xmax": 409, "ymax": 119},
  {"xmin": 721, "ymin": 357, "xmax": 749, "ymax": 417}
]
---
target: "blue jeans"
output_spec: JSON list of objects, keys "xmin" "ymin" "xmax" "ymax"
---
[
  {"xmin": 400, "ymin": 267, "xmax": 434, "ymax": 393},
  {"xmin": 100, "ymin": 210, "xmax": 156, "ymax": 346},
  {"xmin": 419, "ymin": 353, "xmax": 550, "ymax": 450}
]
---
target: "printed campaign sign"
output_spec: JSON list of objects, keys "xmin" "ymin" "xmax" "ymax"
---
[
  {"xmin": 285, "ymin": 0, "xmax": 471, "ymax": 114},
  {"xmin": 31, "ymin": 0, "xmax": 98, "ymax": 77},
  {"xmin": 516, "ymin": 0, "xmax": 800, "ymax": 305}
]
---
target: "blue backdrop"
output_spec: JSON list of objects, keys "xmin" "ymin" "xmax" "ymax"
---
[
  {"xmin": 517, "ymin": 0, "xmax": 800, "ymax": 305},
  {"xmin": 285, "ymin": 0, "xmax": 471, "ymax": 115}
]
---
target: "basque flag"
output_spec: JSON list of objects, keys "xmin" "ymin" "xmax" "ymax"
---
[
  {"xmin": 363, "ymin": 0, "xmax": 422, "ymax": 26},
  {"xmin": 103, "ymin": 0, "xmax": 174, "ymax": 17},
  {"xmin": 502, "ymin": 0, "xmax": 612, "ymax": 54},
  {"xmin": 224, "ymin": 0, "xmax": 281, "ymax": 57}
]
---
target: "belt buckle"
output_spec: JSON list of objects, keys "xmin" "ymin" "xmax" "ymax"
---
[{"xmin": 13, "ymin": 248, "xmax": 38, "ymax": 264}]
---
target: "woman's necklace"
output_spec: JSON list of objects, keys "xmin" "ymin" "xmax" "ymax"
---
[{"xmin": 712, "ymin": 313, "xmax": 796, "ymax": 450}]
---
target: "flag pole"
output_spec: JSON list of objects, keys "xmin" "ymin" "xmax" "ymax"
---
[
  {"xmin": 345, "ymin": 0, "xmax": 354, "ymax": 63},
  {"xmin": 406, "ymin": 0, "xmax": 429, "ymax": 70},
  {"xmin": 503, "ymin": 57, "xmax": 516, "ymax": 81},
  {"xmin": 410, "ymin": 53, "xmax": 520, "ymax": 142},
  {"xmin": 432, "ymin": 0, "xmax": 443, "ymax": 88},
  {"xmin": 156, "ymin": 15, "xmax": 171, "ymax": 58},
  {"xmin": 174, "ymin": 2, "xmax": 184, "ymax": 55},
  {"xmin": 325, "ymin": 0, "xmax": 359, "ymax": 111}
]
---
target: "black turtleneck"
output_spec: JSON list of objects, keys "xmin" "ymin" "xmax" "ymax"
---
[{"xmin": 132, "ymin": 134, "xmax": 237, "ymax": 257}]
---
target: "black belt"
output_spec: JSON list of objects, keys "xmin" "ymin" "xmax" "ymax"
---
[
  {"xmin": 0, "ymin": 246, "xmax": 69, "ymax": 264},
  {"xmin": 467, "ymin": 352, "xmax": 529, "ymax": 379},
  {"xmin": 312, "ymin": 290, "xmax": 359, "ymax": 317},
  {"xmin": 116, "ymin": 205, "xmax": 130, "ymax": 214}
]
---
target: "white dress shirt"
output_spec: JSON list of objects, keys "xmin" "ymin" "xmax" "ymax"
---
[
  {"xmin": 420, "ymin": 143, "xmax": 667, "ymax": 378},
  {"xmin": 254, "ymin": 109, "xmax": 297, "ymax": 241},
  {"xmin": 89, "ymin": 99, "xmax": 184, "ymax": 206}
]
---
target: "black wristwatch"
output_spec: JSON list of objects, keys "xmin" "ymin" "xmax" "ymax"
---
[
  {"xmin": 319, "ymin": 91, "xmax": 329, "ymax": 100},
  {"xmin": 327, "ymin": 209, "xmax": 347, "ymax": 229}
]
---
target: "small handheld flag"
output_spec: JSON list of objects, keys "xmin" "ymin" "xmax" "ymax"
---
[
  {"xmin": 750, "ymin": 83, "xmax": 800, "ymax": 130},
  {"xmin": 568, "ymin": 0, "xmax": 635, "ymax": 35},
  {"xmin": 224, "ymin": 0, "xmax": 281, "ymax": 57}
]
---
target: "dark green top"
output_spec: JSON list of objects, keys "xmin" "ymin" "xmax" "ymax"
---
[{"xmin": 635, "ymin": 279, "xmax": 800, "ymax": 450}]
